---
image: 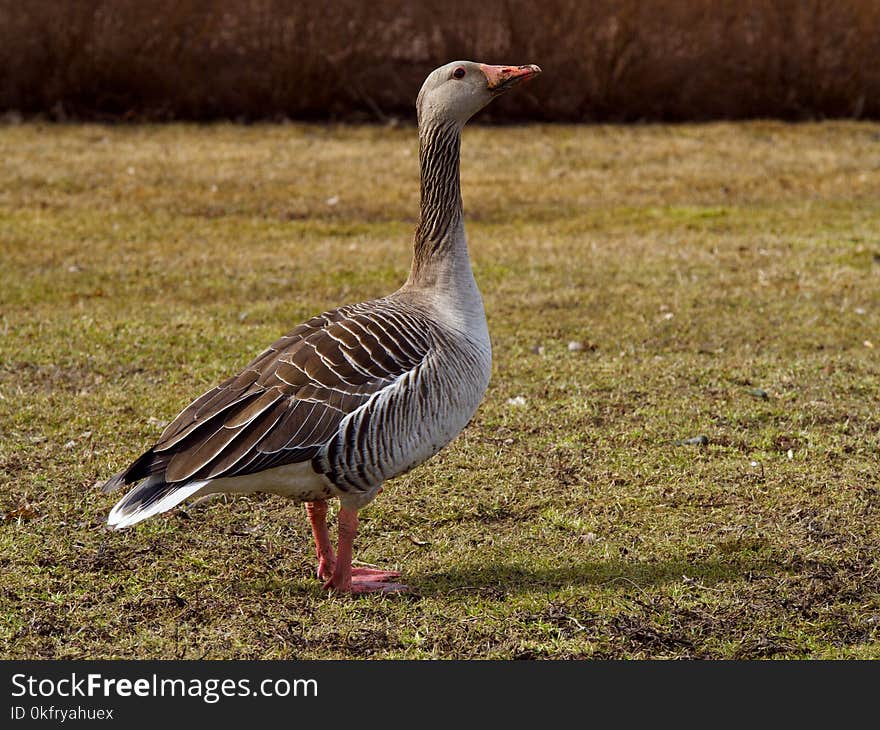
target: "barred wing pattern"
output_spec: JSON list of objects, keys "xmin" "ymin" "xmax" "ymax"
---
[{"xmin": 108, "ymin": 299, "xmax": 433, "ymax": 492}]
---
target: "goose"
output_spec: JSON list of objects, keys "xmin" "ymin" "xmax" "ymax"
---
[{"xmin": 101, "ymin": 60, "xmax": 542, "ymax": 593}]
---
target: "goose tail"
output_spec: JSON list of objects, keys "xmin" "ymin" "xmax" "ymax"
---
[{"xmin": 107, "ymin": 475, "xmax": 209, "ymax": 530}]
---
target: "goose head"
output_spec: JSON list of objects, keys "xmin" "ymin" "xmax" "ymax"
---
[{"xmin": 416, "ymin": 60, "xmax": 541, "ymax": 128}]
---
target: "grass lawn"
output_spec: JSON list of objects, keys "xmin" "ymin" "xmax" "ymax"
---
[{"xmin": 1, "ymin": 120, "xmax": 879, "ymax": 659}]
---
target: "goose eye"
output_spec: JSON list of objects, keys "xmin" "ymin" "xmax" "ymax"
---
[{"xmin": 452, "ymin": 67, "xmax": 466, "ymax": 79}]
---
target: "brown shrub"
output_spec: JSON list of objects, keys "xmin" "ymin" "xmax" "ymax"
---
[{"xmin": 1, "ymin": 0, "xmax": 879, "ymax": 121}]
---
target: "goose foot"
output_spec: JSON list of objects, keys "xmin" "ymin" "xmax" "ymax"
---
[
  {"xmin": 322, "ymin": 506, "xmax": 408, "ymax": 594},
  {"xmin": 324, "ymin": 572, "xmax": 408, "ymax": 595},
  {"xmin": 351, "ymin": 567, "xmax": 407, "ymax": 593},
  {"xmin": 349, "ymin": 578, "xmax": 409, "ymax": 594},
  {"xmin": 317, "ymin": 557, "xmax": 336, "ymax": 582}
]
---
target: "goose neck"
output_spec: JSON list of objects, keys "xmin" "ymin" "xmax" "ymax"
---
[{"xmin": 409, "ymin": 121, "xmax": 464, "ymax": 285}]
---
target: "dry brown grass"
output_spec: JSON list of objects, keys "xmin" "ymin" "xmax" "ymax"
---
[{"xmin": 2, "ymin": 0, "xmax": 880, "ymax": 121}]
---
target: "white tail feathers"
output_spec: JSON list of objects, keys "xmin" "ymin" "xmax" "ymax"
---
[{"xmin": 107, "ymin": 478, "xmax": 210, "ymax": 530}]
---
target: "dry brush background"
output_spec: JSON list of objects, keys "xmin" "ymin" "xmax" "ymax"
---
[{"xmin": 2, "ymin": 0, "xmax": 880, "ymax": 122}]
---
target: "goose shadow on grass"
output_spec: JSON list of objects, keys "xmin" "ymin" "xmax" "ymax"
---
[{"xmin": 411, "ymin": 554, "xmax": 784, "ymax": 597}]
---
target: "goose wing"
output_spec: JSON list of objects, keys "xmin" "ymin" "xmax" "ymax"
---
[{"xmin": 103, "ymin": 301, "xmax": 431, "ymax": 490}]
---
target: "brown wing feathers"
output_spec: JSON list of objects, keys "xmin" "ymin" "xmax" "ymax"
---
[{"xmin": 105, "ymin": 302, "xmax": 431, "ymax": 492}]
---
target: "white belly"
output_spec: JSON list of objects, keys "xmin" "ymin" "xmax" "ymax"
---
[{"xmin": 201, "ymin": 460, "xmax": 336, "ymax": 501}]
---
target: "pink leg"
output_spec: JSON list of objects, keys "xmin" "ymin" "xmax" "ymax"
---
[
  {"xmin": 323, "ymin": 506, "xmax": 407, "ymax": 594},
  {"xmin": 306, "ymin": 500, "xmax": 335, "ymax": 581}
]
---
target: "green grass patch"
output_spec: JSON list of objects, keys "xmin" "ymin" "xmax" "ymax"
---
[{"xmin": 1, "ymin": 121, "xmax": 879, "ymax": 658}]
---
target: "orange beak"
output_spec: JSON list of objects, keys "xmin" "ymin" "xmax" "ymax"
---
[{"xmin": 479, "ymin": 64, "xmax": 542, "ymax": 93}]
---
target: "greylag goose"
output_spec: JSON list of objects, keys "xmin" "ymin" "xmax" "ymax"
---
[{"xmin": 101, "ymin": 60, "xmax": 542, "ymax": 593}]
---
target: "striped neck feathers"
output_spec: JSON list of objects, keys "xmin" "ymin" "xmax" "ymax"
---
[{"xmin": 409, "ymin": 121, "xmax": 464, "ymax": 284}]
